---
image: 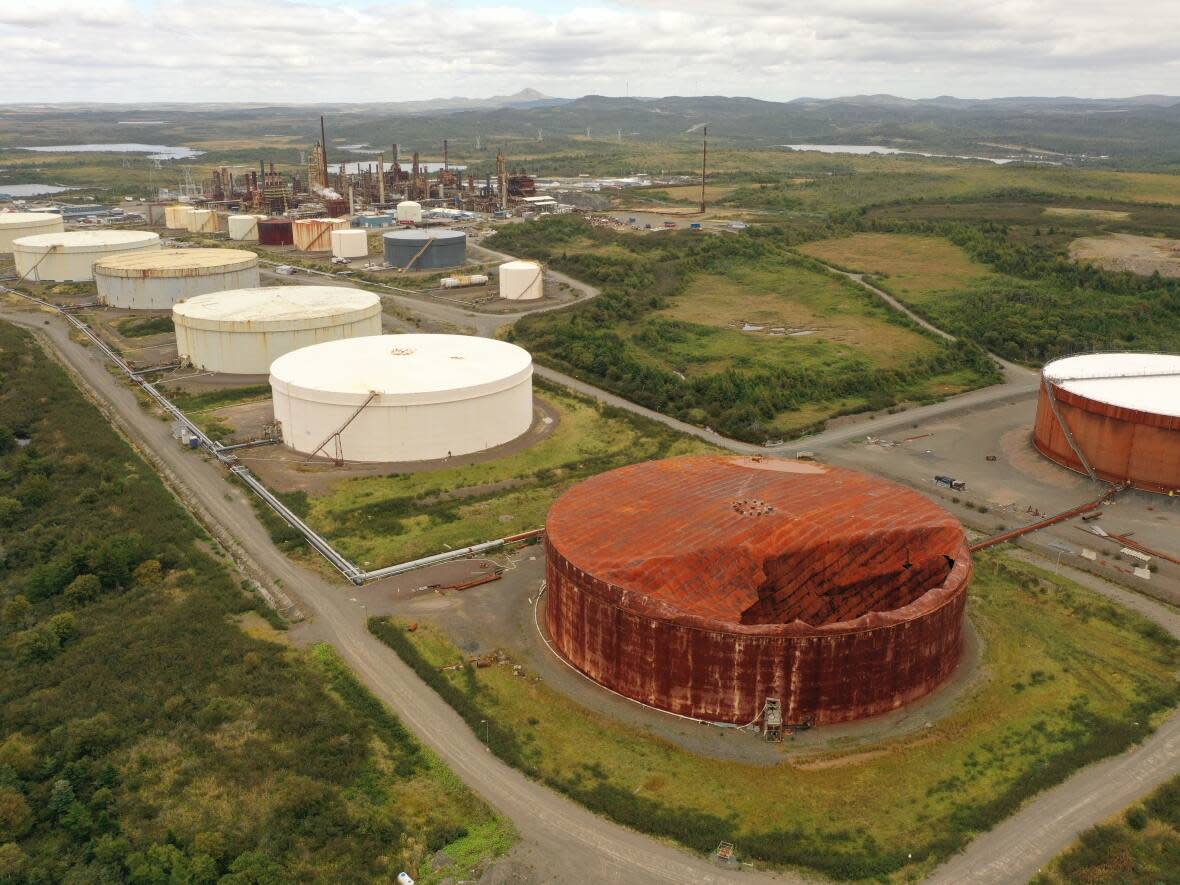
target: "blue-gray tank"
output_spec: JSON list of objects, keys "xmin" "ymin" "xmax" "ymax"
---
[{"xmin": 382, "ymin": 228, "xmax": 467, "ymax": 269}]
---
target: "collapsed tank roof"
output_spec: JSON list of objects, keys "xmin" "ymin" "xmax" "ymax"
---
[
  {"xmin": 547, "ymin": 455, "xmax": 967, "ymax": 631},
  {"xmin": 269, "ymin": 333, "xmax": 532, "ymax": 400},
  {"xmin": 95, "ymin": 248, "xmax": 257, "ymax": 277},
  {"xmin": 1044, "ymin": 353, "xmax": 1180, "ymax": 418}
]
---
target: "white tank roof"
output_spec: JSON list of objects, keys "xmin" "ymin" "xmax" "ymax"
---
[
  {"xmin": 0, "ymin": 212, "xmax": 61, "ymax": 228},
  {"xmin": 1044, "ymin": 353, "xmax": 1180, "ymax": 417},
  {"xmin": 14, "ymin": 229, "xmax": 160, "ymax": 252},
  {"xmin": 500, "ymin": 259, "xmax": 540, "ymax": 271},
  {"xmin": 270, "ymin": 333, "xmax": 533, "ymax": 404},
  {"xmin": 173, "ymin": 285, "xmax": 380, "ymax": 332}
]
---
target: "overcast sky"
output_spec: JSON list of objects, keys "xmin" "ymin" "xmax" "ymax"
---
[{"xmin": 2, "ymin": 0, "xmax": 1177, "ymax": 103}]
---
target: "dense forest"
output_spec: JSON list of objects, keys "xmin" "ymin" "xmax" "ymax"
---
[
  {"xmin": 490, "ymin": 216, "xmax": 1000, "ymax": 442},
  {"xmin": 0, "ymin": 322, "xmax": 505, "ymax": 883}
]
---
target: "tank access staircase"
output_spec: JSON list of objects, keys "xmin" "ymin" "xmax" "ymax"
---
[
  {"xmin": 1040, "ymin": 376, "xmax": 1099, "ymax": 483},
  {"xmin": 303, "ymin": 390, "xmax": 379, "ymax": 465}
]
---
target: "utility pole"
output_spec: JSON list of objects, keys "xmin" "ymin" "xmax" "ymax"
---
[{"xmin": 700, "ymin": 125, "xmax": 708, "ymax": 214}]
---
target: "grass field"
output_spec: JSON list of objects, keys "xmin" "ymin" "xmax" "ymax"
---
[
  {"xmin": 370, "ymin": 552, "xmax": 1180, "ymax": 881},
  {"xmin": 297, "ymin": 381, "xmax": 718, "ymax": 567},
  {"xmin": 1033, "ymin": 775, "xmax": 1180, "ymax": 884},
  {"xmin": 796, "ymin": 232, "xmax": 995, "ymax": 305},
  {"xmin": 0, "ymin": 319, "xmax": 511, "ymax": 883}
]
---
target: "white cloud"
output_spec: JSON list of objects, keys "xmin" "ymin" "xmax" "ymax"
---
[{"xmin": 0, "ymin": 0, "xmax": 1178, "ymax": 102}]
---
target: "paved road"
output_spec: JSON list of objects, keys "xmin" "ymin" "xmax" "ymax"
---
[
  {"xmin": 927, "ymin": 555, "xmax": 1180, "ymax": 884},
  {"xmin": 0, "ymin": 301, "xmax": 782, "ymax": 885}
]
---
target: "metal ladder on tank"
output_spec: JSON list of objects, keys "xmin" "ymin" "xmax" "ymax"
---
[
  {"xmin": 304, "ymin": 390, "xmax": 379, "ymax": 465},
  {"xmin": 1041, "ymin": 376, "xmax": 1099, "ymax": 483}
]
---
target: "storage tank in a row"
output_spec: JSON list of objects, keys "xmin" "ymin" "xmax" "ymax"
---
[
  {"xmin": 270, "ymin": 333, "xmax": 533, "ymax": 462},
  {"xmin": 228, "ymin": 214, "xmax": 268, "ymax": 241},
  {"xmin": 382, "ymin": 228, "xmax": 465, "ymax": 269},
  {"xmin": 173, "ymin": 286, "xmax": 382, "ymax": 375},
  {"xmin": 0, "ymin": 212, "xmax": 64, "ymax": 254},
  {"xmin": 293, "ymin": 218, "xmax": 347, "ymax": 252},
  {"xmin": 499, "ymin": 260, "xmax": 543, "ymax": 301},
  {"xmin": 164, "ymin": 205, "xmax": 194, "ymax": 230},
  {"xmin": 13, "ymin": 230, "xmax": 161, "ymax": 282},
  {"xmin": 258, "ymin": 217, "xmax": 294, "ymax": 246},
  {"xmin": 331, "ymin": 229, "xmax": 368, "ymax": 260},
  {"xmin": 95, "ymin": 249, "xmax": 260, "ymax": 310},
  {"xmin": 1033, "ymin": 352, "xmax": 1180, "ymax": 493},
  {"xmin": 187, "ymin": 209, "xmax": 219, "ymax": 234}
]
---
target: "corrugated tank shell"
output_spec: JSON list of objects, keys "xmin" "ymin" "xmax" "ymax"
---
[
  {"xmin": 293, "ymin": 218, "xmax": 348, "ymax": 252},
  {"xmin": 544, "ymin": 456, "xmax": 971, "ymax": 725},
  {"xmin": 1033, "ymin": 353, "xmax": 1180, "ymax": 493}
]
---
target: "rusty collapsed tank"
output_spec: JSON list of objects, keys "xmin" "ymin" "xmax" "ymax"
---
[{"xmin": 544, "ymin": 455, "xmax": 971, "ymax": 725}]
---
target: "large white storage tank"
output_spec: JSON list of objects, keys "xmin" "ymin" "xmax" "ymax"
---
[
  {"xmin": 270, "ymin": 334, "xmax": 534, "ymax": 462},
  {"xmin": 173, "ymin": 285, "xmax": 382, "ymax": 375},
  {"xmin": 187, "ymin": 209, "xmax": 219, "ymax": 234},
  {"xmin": 13, "ymin": 230, "xmax": 161, "ymax": 282},
  {"xmin": 227, "ymin": 214, "xmax": 267, "ymax": 241},
  {"xmin": 331, "ymin": 229, "xmax": 368, "ymax": 259},
  {"xmin": 499, "ymin": 260, "xmax": 544, "ymax": 301},
  {"xmin": 395, "ymin": 201, "xmax": 422, "ymax": 224},
  {"xmin": 95, "ymin": 249, "xmax": 260, "ymax": 310},
  {"xmin": 164, "ymin": 205, "xmax": 194, "ymax": 230},
  {"xmin": 0, "ymin": 212, "xmax": 64, "ymax": 254}
]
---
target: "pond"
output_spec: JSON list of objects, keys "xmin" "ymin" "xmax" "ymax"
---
[{"xmin": 18, "ymin": 143, "xmax": 203, "ymax": 160}]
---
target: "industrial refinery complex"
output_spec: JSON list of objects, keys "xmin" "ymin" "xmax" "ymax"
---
[{"xmin": 2, "ymin": 111, "xmax": 1180, "ymax": 885}]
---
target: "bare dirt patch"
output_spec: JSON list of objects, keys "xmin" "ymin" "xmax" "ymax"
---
[
  {"xmin": 1043, "ymin": 207, "xmax": 1130, "ymax": 221},
  {"xmin": 1070, "ymin": 232, "xmax": 1180, "ymax": 277}
]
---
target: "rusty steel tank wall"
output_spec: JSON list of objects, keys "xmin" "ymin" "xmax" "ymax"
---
[
  {"xmin": 1033, "ymin": 382, "xmax": 1180, "ymax": 493},
  {"xmin": 543, "ymin": 456, "xmax": 972, "ymax": 725},
  {"xmin": 545, "ymin": 544, "xmax": 968, "ymax": 725}
]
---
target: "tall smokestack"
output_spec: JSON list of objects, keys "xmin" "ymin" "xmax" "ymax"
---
[{"xmin": 320, "ymin": 115, "xmax": 330, "ymax": 191}]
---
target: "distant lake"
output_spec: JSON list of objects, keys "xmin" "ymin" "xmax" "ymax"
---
[
  {"xmin": 0, "ymin": 183, "xmax": 78, "ymax": 197},
  {"xmin": 780, "ymin": 144, "xmax": 1018, "ymax": 165},
  {"xmin": 19, "ymin": 143, "xmax": 203, "ymax": 160}
]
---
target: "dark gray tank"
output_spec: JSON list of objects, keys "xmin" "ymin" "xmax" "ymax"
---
[{"xmin": 383, "ymin": 228, "xmax": 467, "ymax": 269}]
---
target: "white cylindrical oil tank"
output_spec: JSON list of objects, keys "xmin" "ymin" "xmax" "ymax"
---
[
  {"xmin": 331, "ymin": 229, "xmax": 368, "ymax": 259},
  {"xmin": 95, "ymin": 248, "xmax": 260, "ymax": 310},
  {"xmin": 173, "ymin": 285, "xmax": 382, "ymax": 375},
  {"xmin": 293, "ymin": 218, "xmax": 347, "ymax": 252},
  {"xmin": 395, "ymin": 200, "xmax": 422, "ymax": 224},
  {"xmin": 0, "ymin": 212, "xmax": 64, "ymax": 254},
  {"xmin": 499, "ymin": 260, "xmax": 544, "ymax": 300},
  {"xmin": 227, "ymin": 215, "xmax": 262, "ymax": 241},
  {"xmin": 165, "ymin": 205, "xmax": 194, "ymax": 230},
  {"xmin": 13, "ymin": 230, "xmax": 161, "ymax": 282},
  {"xmin": 270, "ymin": 334, "xmax": 534, "ymax": 463},
  {"xmin": 187, "ymin": 209, "xmax": 218, "ymax": 234}
]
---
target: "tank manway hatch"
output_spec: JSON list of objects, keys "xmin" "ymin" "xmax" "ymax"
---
[{"xmin": 764, "ymin": 698, "xmax": 783, "ymax": 742}]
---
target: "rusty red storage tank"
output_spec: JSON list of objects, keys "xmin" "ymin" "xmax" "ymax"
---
[
  {"xmin": 257, "ymin": 217, "xmax": 294, "ymax": 246},
  {"xmin": 1033, "ymin": 353, "xmax": 1180, "ymax": 494},
  {"xmin": 544, "ymin": 455, "xmax": 971, "ymax": 725}
]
